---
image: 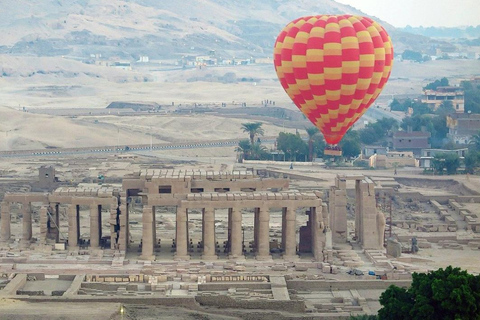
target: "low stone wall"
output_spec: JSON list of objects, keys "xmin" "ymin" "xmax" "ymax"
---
[
  {"xmin": 286, "ymin": 280, "xmax": 411, "ymax": 291},
  {"xmin": 14, "ymin": 296, "xmax": 201, "ymax": 309},
  {"xmin": 17, "ymin": 290, "xmax": 45, "ymax": 296},
  {"xmin": 198, "ymin": 283, "xmax": 271, "ymax": 291},
  {"xmin": 195, "ymin": 295, "xmax": 305, "ymax": 313}
]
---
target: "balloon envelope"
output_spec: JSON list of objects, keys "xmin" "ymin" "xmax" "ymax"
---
[{"xmin": 274, "ymin": 15, "xmax": 393, "ymax": 144}]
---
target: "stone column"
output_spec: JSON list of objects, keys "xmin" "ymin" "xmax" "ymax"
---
[
  {"xmin": 110, "ymin": 197, "xmax": 118, "ymax": 250},
  {"xmin": 311, "ymin": 206, "xmax": 323, "ymax": 261},
  {"xmin": 202, "ymin": 207, "xmax": 217, "ymax": 260},
  {"xmin": 141, "ymin": 205, "xmax": 155, "ymax": 260},
  {"xmin": 329, "ymin": 180, "xmax": 347, "ymax": 243},
  {"xmin": 0, "ymin": 202, "xmax": 11, "ymax": 243},
  {"xmin": 281, "ymin": 208, "xmax": 287, "ymax": 251},
  {"xmin": 254, "ymin": 208, "xmax": 260, "ymax": 252},
  {"xmin": 116, "ymin": 193, "xmax": 128, "ymax": 251},
  {"xmin": 68, "ymin": 204, "xmax": 79, "ymax": 248},
  {"xmin": 256, "ymin": 207, "xmax": 271, "ymax": 260},
  {"xmin": 21, "ymin": 202, "xmax": 32, "ymax": 246},
  {"xmin": 49, "ymin": 204, "xmax": 60, "ymax": 243},
  {"xmin": 283, "ymin": 207, "xmax": 297, "ymax": 261},
  {"xmin": 229, "ymin": 207, "xmax": 244, "ymax": 259},
  {"xmin": 90, "ymin": 204, "xmax": 101, "ymax": 248},
  {"xmin": 39, "ymin": 206, "xmax": 48, "ymax": 244},
  {"xmin": 355, "ymin": 179, "xmax": 362, "ymax": 242},
  {"xmin": 359, "ymin": 178, "xmax": 384, "ymax": 249},
  {"xmin": 175, "ymin": 205, "xmax": 189, "ymax": 260}
]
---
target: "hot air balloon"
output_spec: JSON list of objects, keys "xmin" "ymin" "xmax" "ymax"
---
[{"xmin": 274, "ymin": 15, "xmax": 393, "ymax": 156}]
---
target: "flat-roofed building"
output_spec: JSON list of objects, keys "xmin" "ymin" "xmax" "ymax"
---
[{"xmin": 422, "ymin": 86, "xmax": 464, "ymax": 113}]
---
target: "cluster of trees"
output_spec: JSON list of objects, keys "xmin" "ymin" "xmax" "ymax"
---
[
  {"xmin": 424, "ymin": 77, "xmax": 449, "ymax": 90},
  {"xmin": 236, "ymin": 122, "xmax": 268, "ymax": 161},
  {"xmin": 377, "ymin": 266, "xmax": 480, "ymax": 320},
  {"xmin": 237, "ymin": 122, "xmax": 327, "ymax": 162},
  {"xmin": 401, "ymin": 50, "xmax": 430, "ymax": 63},
  {"xmin": 463, "ymin": 80, "xmax": 480, "ymax": 114}
]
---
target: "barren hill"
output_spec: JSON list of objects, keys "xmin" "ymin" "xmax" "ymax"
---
[{"xmin": 0, "ymin": 0, "xmax": 430, "ymax": 59}]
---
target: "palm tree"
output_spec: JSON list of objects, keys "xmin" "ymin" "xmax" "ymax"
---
[
  {"xmin": 241, "ymin": 122, "xmax": 264, "ymax": 146},
  {"xmin": 249, "ymin": 142, "xmax": 267, "ymax": 160},
  {"xmin": 235, "ymin": 139, "xmax": 251, "ymax": 161},
  {"xmin": 305, "ymin": 127, "xmax": 319, "ymax": 162}
]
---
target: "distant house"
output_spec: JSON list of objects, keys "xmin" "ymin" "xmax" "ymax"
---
[
  {"xmin": 363, "ymin": 145, "xmax": 388, "ymax": 158},
  {"xmin": 392, "ymin": 131, "xmax": 431, "ymax": 156},
  {"xmin": 446, "ymin": 113, "xmax": 480, "ymax": 145},
  {"xmin": 368, "ymin": 151, "xmax": 417, "ymax": 169},
  {"xmin": 419, "ymin": 148, "xmax": 468, "ymax": 168},
  {"xmin": 422, "ymin": 86, "xmax": 464, "ymax": 113}
]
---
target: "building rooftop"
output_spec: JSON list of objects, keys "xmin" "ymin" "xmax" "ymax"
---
[
  {"xmin": 136, "ymin": 169, "xmax": 255, "ymax": 180},
  {"xmin": 393, "ymin": 131, "xmax": 431, "ymax": 138}
]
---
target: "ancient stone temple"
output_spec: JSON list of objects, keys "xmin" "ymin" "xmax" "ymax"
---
[{"xmin": 0, "ymin": 170, "xmax": 384, "ymax": 260}]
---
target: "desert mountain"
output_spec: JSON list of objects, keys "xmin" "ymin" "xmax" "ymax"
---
[{"xmin": 0, "ymin": 0, "xmax": 433, "ymax": 60}]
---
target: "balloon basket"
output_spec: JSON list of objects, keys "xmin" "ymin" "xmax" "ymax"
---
[{"xmin": 324, "ymin": 148, "xmax": 342, "ymax": 156}]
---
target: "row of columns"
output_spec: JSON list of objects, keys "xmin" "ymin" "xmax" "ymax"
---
[
  {"xmin": 1, "ymin": 201, "xmax": 109, "ymax": 250},
  {"xmin": 140, "ymin": 204, "xmax": 316, "ymax": 261}
]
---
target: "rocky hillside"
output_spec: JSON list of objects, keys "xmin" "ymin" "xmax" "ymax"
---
[{"xmin": 0, "ymin": 0, "xmax": 435, "ymax": 60}]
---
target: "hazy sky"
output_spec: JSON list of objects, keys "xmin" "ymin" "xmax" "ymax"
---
[{"xmin": 336, "ymin": 0, "xmax": 480, "ymax": 27}]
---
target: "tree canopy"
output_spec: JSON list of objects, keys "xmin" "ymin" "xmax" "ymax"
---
[
  {"xmin": 432, "ymin": 152, "xmax": 461, "ymax": 175},
  {"xmin": 241, "ymin": 122, "xmax": 264, "ymax": 146},
  {"xmin": 339, "ymin": 130, "xmax": 361, "ymax": 158},
  {"xmin": 462, "ymin": 80, "xmax": 480, "ymax": 114},
  {"xmin": 276, "ymin": 132, "xmax": 308, "ymax": 161},
  {"xmin": 424, "ymin": 77, "xmax": 449, "ymax": 90},
  {"xmin": 378, "ymin": 266, "xmax": 480, "ymax": 320}
]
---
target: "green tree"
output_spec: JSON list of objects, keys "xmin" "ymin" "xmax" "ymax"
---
[
  {"xmin": 412, "ymin": 101, "xmax": 432, "ymax": 116},
  {"xmin": 464, "ymin": 151, "xmax": 479, "ymax": 174},
  {"xmin": 402, "ymin": 50, "xmax": 423, "ymax": 62},
  {"xmin": 469, "ymin": 131, "xmax": 480, "ymax": 151},
  {"xmin": 305, "ymin": 127, "xmax": 319, "ymax": 161},
  {"xmin": 389, "ymin": 98, "xmax": 406, "ymax": 112},
  {"xmin": 249, "ymin": 142, "xmax": 268, "ymax": 160},
  {"xmin": 312, "ymin": 134, "xmax": 326, "ymax": 159},
  {"xmin": 241, "ymin": 122, "xmax": 264, "ymax": 146},
  {"xmin": 276, "ymin": 132, "xmax": 308, "ymax": 161},
  {"xmin": 432, "ymin": 152, "xmax": 460, "ymax": 175},
  {"xmin": 235, "ymin": 139, "xmax": 251, "ymax": 161},
  {"xmin": 424, "ymin": 77, "xmax": 449, "ymax": 90},
  {"xmin": 378, "ymin": 285, "xmax": 414, "ymax": 320},
  {"xmin": 350, "ymin": 315, "xmax": 378, "ymax": 320},
  {"xmin": 378, "ymin": 266, "xmax": 480, "ymax": 320},
  {"xmin": 437, "ymin": 100, "xmax": 455, "ymax": 116},
  {"xmin": 359, "ymin": 118, "xmax": 398, "ymax": 145},
  {"xmin": 339, "ymin": 130, "xmax": 361, "ymax": 158},
  {"xmin": 462, "ymin": 81, "xmax": 480, "ymax": 114}
]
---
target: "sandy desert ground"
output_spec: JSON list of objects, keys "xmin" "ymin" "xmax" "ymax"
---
[{"xmin": 0, "ymin": 57, "xmax": 479, "ymax": 152}]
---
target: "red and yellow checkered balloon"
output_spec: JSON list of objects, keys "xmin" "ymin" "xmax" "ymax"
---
[{"xmin": 274, "ymin": 15, "xmax": 393, "ymax": 144}]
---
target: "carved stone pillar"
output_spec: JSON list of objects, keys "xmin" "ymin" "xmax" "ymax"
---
[
  {"xmin": 117, "ymin": 194, "xmax": 128, "ymax": 251},
  {"xmin": 283, "ymin": 207, "xmax": 297, "ymax": 261},
  {"xmin": 256, "ymin": 207, "xmax": 271, "ymax": 260},
  {"xmin": 175, "ymin": 205, "xmax": 189, "ymax": 260},
  {"xmin": 90, "ymin": 204, "xmax": 101, "ymax": 248},
  {"xmin": 0, "ymin": 202, "xmax": 11, "ymax": 243},
  {"xmin": 39, "ymin": 206, "xmax": 48, "ymax": 244},
  {"xmin": 141, "ymin": 205, "xmax": 155, "ymax": 260},
  {"xmin": 229, "ymin": 207, "xmax": 244, "ymax": 259},
  {"xmin": 68, "ymin": 204, "xmax": 79, "ymax": 248},
  {"xmin": 21, "ymin": 202, "xmax": 32, "ymax": 246},
  {"xmin": 202, "ymin": 207, "xmax": 217, "ymax": 260},
  {"xmin": 254, "ymin": 208, "xmax": 260, "ymax": 252}
]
